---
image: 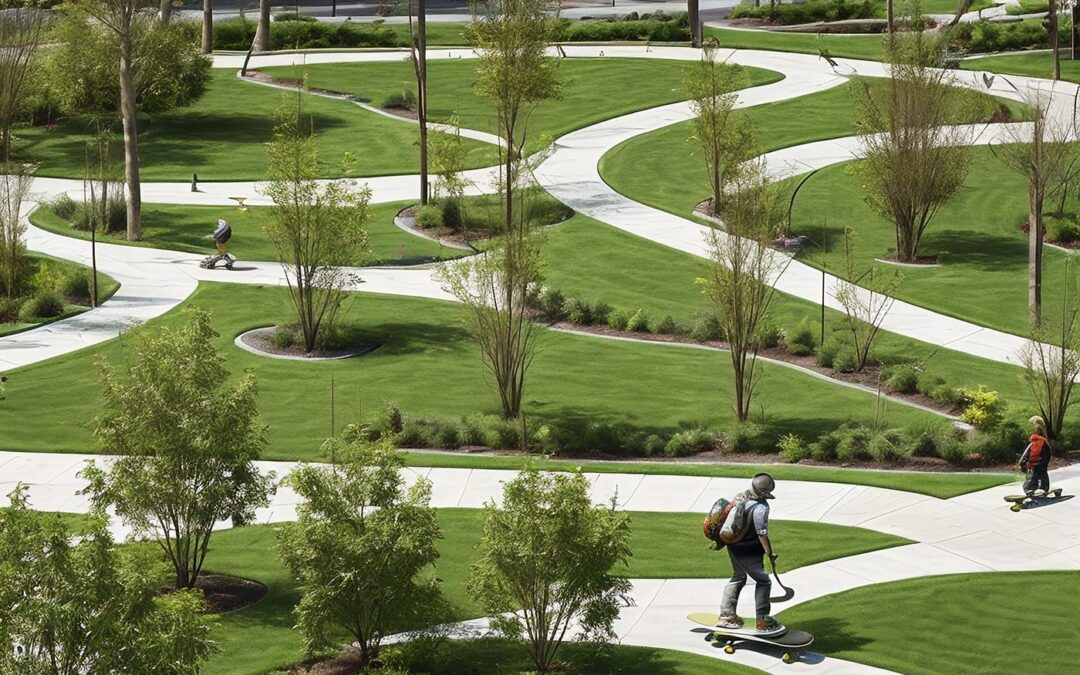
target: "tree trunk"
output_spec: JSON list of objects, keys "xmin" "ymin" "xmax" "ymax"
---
[
  {"xmin": 1029, "ymin": 180, "xmax": 1044, "ymax": 328},
  {"xmin": 202, "ymin": 0, "xmax": 214, "ymax": 54},
  {"xmin": 417, "ymin": 0, "xmax": 429, "ymax": 204},
  {"xmin": 159, "ymin": 0, "xmax": 171, "ymax": 22},
  {"xmin": 1073, "ymin": 2, "xmax": 1079, "ymax": 60},
  {"xmin": 255, "ymin": 0, "xmax": 270, "ymax": 52},
  {"xmin": 1049, "ymin": 0, "xmax": 1060, "ymax": 79},
  {"xmin": 688, "ymin": 0, "xmax": 700, "ymax": 48},
  {"xmin": 887, "ymin": 0, "xmax": 894, "ymax": 35},
  {"xmin": 118, "ymin": 38, "xmax": 142, "ymax": 241}
]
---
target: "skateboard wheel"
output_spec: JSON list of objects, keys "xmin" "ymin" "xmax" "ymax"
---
[
  {"xmin": 704, "ymin": 632, "xmax": 715, "ymax": 642},
  {"xmin": 724, "ymin": 644, "xmax": 735, "ymax": 654},
  {"xmin": 1010, "ymin": 503, "xmax": 1022, "ymax": 512},
  {"xmin": 783, "ymin": 652, "xmax": 795, "ymax": 664}
]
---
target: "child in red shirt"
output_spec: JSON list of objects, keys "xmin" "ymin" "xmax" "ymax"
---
[{"xmin": 1019, "ymin": 416, "xmax": 1052, "ymax": 497}]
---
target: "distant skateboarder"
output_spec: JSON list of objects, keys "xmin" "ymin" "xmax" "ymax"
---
[
  {"xmin": 1019, "ymin": 415, "xmax": 1052, "ymax": 497},
  {"xmin": 200, "ymin": 219, "xmax": 236, "ymax": 270},
  {"xmin": 715, "ymin": 473, "xmax": 785, "ymax": 636}
]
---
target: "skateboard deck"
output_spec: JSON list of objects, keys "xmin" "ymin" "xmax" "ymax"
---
[
  {"xmin": 1004, "ymin": 488, "xmax": 1063, "ymax": 510},
  {"xmin": 687, "ymin": 613, "xmax": 813, "ymax": 662}
]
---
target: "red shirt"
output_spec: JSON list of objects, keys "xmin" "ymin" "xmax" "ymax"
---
[{"xmin": 1026, "ymin": 434, "xmax": 1049, "ymax": 468}]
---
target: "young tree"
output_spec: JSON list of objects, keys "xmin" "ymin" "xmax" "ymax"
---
[
  {"xmin": 853, "ymin": 24, "xmax": 975, "ymax": 263},
  {"xmin": 0, "ymin": 164, "xmax": 32, "ymax": 300},
  {"xmin": 261, "ymin": 102, "xmax": 371, "ymax": 352},
  {"xmin": 0, "ymin": 485, "xmax": 217, "ymax": 674},
  {"xmin": 430, "ymin": 113, "xmax": 471, "ymax": 231},
  {"xmin": 1019, "ymin": 264, "xmax": 1080, "ymax": 440},
  {"xmin": 700, "ymin": 163, "xmax": 789, "ymax": 422},
  {"xmin": 998, "ymin": 93, "xmax": 1076, "ymax": 326},
  {"xmin": 1048, "ymin": 0, "xmax": 1061, "ymax": 80},
  {"xmin": 278, "ymin": 437, "xmax": 441, "ymax": 668},
  {"xmin": 685, "ymin": 45, "xmax": 755, "ymax": 217},
  {"xmin": 53, "ymin": 5, "xmax": 211, "ymax": 241},
  {"xmin": 0, "ymin": 7, "xmax": 47, "ymax": 161},
  {"xmin": 409, "ymin": 0, "xmax": 429, "ymax": 204},
  {"xmin": 437, "ymin": 159, "xmax": 545, "ymax": 418},
  {"xmin": 82, "ymin": 307, "xmax": 273, "ymax": 590},
  {"xmin": 467, "ymin": 0, "xmax": 560, "ymax": 232},
  {"xmin": 834, "ymin": 229, "xmax": 903, "ymax": 372},
  {"xmin": 470, "ymin": 467, "xmax": 632, "ymax": 673}
]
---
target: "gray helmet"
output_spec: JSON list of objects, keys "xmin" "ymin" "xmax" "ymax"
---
[{"xmin": 752, "ymin": 472, "xmax": 776, "ymax": 500}]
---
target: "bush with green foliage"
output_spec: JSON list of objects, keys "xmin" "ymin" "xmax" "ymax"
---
[
  {"xmin": 957, "ymin": 386, "xmax": 1003, "ymax": 429},
  {"xmin": 552, "ymin": 13, "xmax": 690, "ymax": 42},
  {"xmin": 382, "ymin": 87, "xmax": 417, "ymax": 110},
  {"xmin": 655, "ymin": 314, "xmax": 680, "ymax": 335},
  {"xmin": 272, "ymin": 325, "xmax": 295, "ymax": 349},
  {"xmin": 607, "ymin": 309, "xmax": 630, "ymax": 331},
  {"xmin": 625, "ymin": 308, "xmax": 651, "ymax": 333},
  {"xmin": 415, "ymin": 204, "xmax": 443, "ymax": 229},
  {"xmin": 777, "ymin": 432, "xmax": 810, "ymax": 462},
  {"xmin": 724, "ymin": 422, "xmax": 764, "ymax": 453},
  {"xmin": 564, "ymin": 297, "xmax": 593, "ymax": 325},
  {"xmin": 441, "ymin": 198, "xmax": 464, "ymax": 229},
  {"xmin": 1047, "ymin": 215, "xmax": 1080, "ymax": 245},
  {"xmin": 539, "ymin": 287, "xmax": 566, "ymax": 320},
  {"xmin": 784, "ymin": 320, "xmax": 817, "ymax": 356},
  {"xmin": 729, "ymin": 0, "xmax": 879, "ymax": 25},
  {"xmin": 663, "ymin": 427, "xmax": 716, "ymax": 457},
  {"xmin": 816, "ymin": 337, "xmax": 842, "ymax": 368},
  {"xmin": 689, "ymin": 312, "xmax": 724, "ymax": 341},
  {"xmin": 19, "ymin": 291, "xmax": 64, "ymax": 321},
  {"xmin": 883, "ymin": 362, "xmax": 920, "ymax": 394},
  {"xmin": 959, "ymin": 19, "xmax": 1049, "ymax": 53}
]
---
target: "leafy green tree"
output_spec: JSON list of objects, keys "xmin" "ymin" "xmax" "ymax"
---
[
  {"xmin": 467, "ymin": 0, "xmax": 560, "ymax": 232},
  {"xmin": 82, "ymin": 307, "xmax": 272, "ymax": 590},
  {"xmin": 277, "ymin": 437, "xmax": 441, "ymax": 668},
  {"xmin": 0, "ymin": 6, "xmax": 47, "ymax": 161},
  {"xmin": 685, "ymin": 44, "xmax": 755, "ymax": 216},
  {"xmin": 469, "ymin": 467, "xmax": 632, "ymax": 673},
  {"xmin": 262, "ymin": 101, "xmax": 371, "ymax": 352},
  {"xmin": 0, "ymin": 485, "xmax": 217, "ymax": 674},
  {"xmin": 49, "ymin": 3, "xmax": 210, "ymax": 240}
]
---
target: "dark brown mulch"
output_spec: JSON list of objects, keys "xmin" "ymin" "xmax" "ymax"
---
[
  {"xmin": 398, "ymin": 204, "xmax": 493, "ymax": 246},
  {"xmin": 285, "ymin": 647, "xmax": 367, "ymax": 674},
  {"xmin": 240, "ymin": 327, "xmax": 382, "ymax": 360},
  {"xmin": 163, "ymin": 574, "xmax": 268, "ymax": 614}
]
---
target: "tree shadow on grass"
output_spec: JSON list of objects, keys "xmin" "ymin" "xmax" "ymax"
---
[
  {"xmin": 366, "ymin": 321, "xmax": 473, "ymax": 356},
  {"xmin": 782, "ymin": 616, "xmax": 872, "ymax": 654},
  {"xmin": 923, "ymin": 229, "xmax": 1027, "ymax": 272}
]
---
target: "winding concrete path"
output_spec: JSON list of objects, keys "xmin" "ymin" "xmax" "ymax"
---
[
  {"xmin": 4, "ymin": 448, "xmax": 1078, "ymax": 673},
  {"xmin": 6, "ymin": 45, "xmax": 1075, "ymax": 375}
]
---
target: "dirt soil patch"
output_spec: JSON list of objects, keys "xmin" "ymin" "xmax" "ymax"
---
[
  {"xmin": 239, "ymin": 327, "xmax": 383, "ymax": 360},
  {"xmin": 285, "ymin": 647, "xmax": 369, "ymax": 674},
  {"xmin": 163, "ymin": 574, "xmax": 268, "ymax": 614},
  {"xmin": 399, "ymin": 203, "xmax": 493, "ymax": 246}
]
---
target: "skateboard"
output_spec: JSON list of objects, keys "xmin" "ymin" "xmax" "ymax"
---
[
  {"xmin": 200, "ymin": 253, "xmax": 236, "ymax": 270},
  {"xmin": 1004, "ymin": 488, "xmax": 1063, "ymax": 511},
  {"xmin": 687, "ymin": 612, "xmax": 814, "ymax": 664}
]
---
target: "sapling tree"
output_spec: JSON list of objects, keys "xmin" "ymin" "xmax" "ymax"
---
[
  {"xmin": 700, "ymin": 162, "xmax": 789, "ymax": 422},
  {"xmin": 0, "ymin": 163, "xmax": 32, "ymax": 300},
  {"xmin": 1020, "ymin": 263, "xmax": 1080, "ymax": 440},
  {"xmin": 469, "ymin": 467, "xmax": 632, "ymax": 673},
  {"xmin": 467, "ymin": 0, "xmax": 560, "ymax": 232},
  {"xmin": 686, "ymin": 44, "xmax": 755, "ymax": 216},
  {"xmin": 278, "ymin": 437, "xmax": 441, "ymax": 668},
  {"xmin": 437, "ymin": 156, "xmax": 546, "ymax": 418},
  {"xmin": 0, "ymin": 6, "xmax": 47, "ymax": 161},
  {"xmin": 853, "ymin": 23, "xmax": 976, "ymax": 263},
  {"xmin": 262, "ymin": 101, "xmax": 371, "ymax": 352},
  {"xmin": 430, "ymin": 113, "xmax": 471, "ymax": 232},
  {"xmin": 834, "ymin": 229, "xmax": 902, "ymax": 372},
  {"xmin": 82, "ymin": 307, "xmax": 273, "ymax": 590},
  {"xmin": 0, "ymin": 485, "xmax": 216, "ymax": 674}
]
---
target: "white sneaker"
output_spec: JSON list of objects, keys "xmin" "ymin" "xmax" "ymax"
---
[{"xmin": 1034, "ymin": 489, "xmax": 1047, "ymax": 498}]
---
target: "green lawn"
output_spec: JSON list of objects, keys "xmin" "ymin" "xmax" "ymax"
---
[
  {"xmin": 0, "ymin": 281, "xmax": 936, "ymax": 459},
  {"xmin": 704, "ymin": 26, "xmax": 887, "ymax": 61},
  {"xmin": 31, "ymin": 201, "xmax": 467, "ymax": 266},
  {"xmin": 542, "ymin": 213, "xmax": 1064, "ymax": 435},
  {"xmin": 787, "ymin": 146, "xmax": 1074, "ymax": 336},
  {"xmin": 259, "ymin": 59, "xmax": 783, "ymax": 148},
  {"xmin": 203, "ymin": 511, "xmax": 907, "ymax": 674},
  {"xmin": 14, "ymin": 70, "xmax": 496, "ymax": 182},
  {"xmin": 600, "ymin": 77, "xmax": 1028, "ymax": 218},
  {"xmin": 778, "ymin": 572, "xmax": 1080, "ymax": 674},
  {"xmin": 963, "ymin": 51, "xmax": 1080, "ymax": 83}
]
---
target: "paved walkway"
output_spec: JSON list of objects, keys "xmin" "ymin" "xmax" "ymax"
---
[{"xmin": 4, "ymin": 449, "xmax": 1078, "ymax": 672}]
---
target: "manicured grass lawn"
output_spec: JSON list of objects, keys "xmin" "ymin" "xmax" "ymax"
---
[
  {"xmin": 542, "ymin": 214, "xmax": 1068, "ymax": 437},
  {"xmin": 778, "ymin": 572, "xmax": 1080, "ymax": 674},
  {"xmin": 963, "ymin": 50, "xmax": 1080, "ymax": 83},
  {"xmin": 202, "ymin": 512, "xmax": 907, "ymax": 674},
  {"xmin": 704, "ymin": 26, "xmax": 887, "ymax": 61},
  {"xmin": 0, "ymin": 282, "xmax": 935, "ymax": 459},
  {"xmin": 14, "ymin": 70, "xmax": 496, "ymax": 182},
  {"xmin": 600, "ymin": 77, "xmax": 1027, "ymax": 218},
  {"xmin": 788, "ymin": 146, "xmax": 1073, "ymax": 336},
  {"xmin": 258, "ymin": 58, "xmax": 783, "ymax": 146}
]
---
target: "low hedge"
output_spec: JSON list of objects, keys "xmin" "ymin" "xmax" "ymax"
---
[{"xmin": 729, "ymin": 0, "xmax": 881, "ymax": 26}]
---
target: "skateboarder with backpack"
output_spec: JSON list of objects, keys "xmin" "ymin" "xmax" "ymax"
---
[{"xmin": 710, "ymin": 473, "xmax": 784, "ymax": 636}]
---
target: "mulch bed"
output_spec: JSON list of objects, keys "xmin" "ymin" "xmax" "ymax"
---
[
  {"xmin": 398, "ymin": 204, "xmax": 493, "ymax": 246},
  {"xmin": 285, "ymin": 648, "xmax": 368, "ymax": 674},
  {"xmin": 240, "ymin": 327, "xmax": 382, "ymax": 360},
  {"xmin": 163, "ymin": 574, "xmax": 268, "ymax": 614}
]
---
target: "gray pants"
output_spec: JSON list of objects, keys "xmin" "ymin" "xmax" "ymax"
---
[{"xmin": 720, "ymin": 548, "xmax": 771, "ymax": 618}]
